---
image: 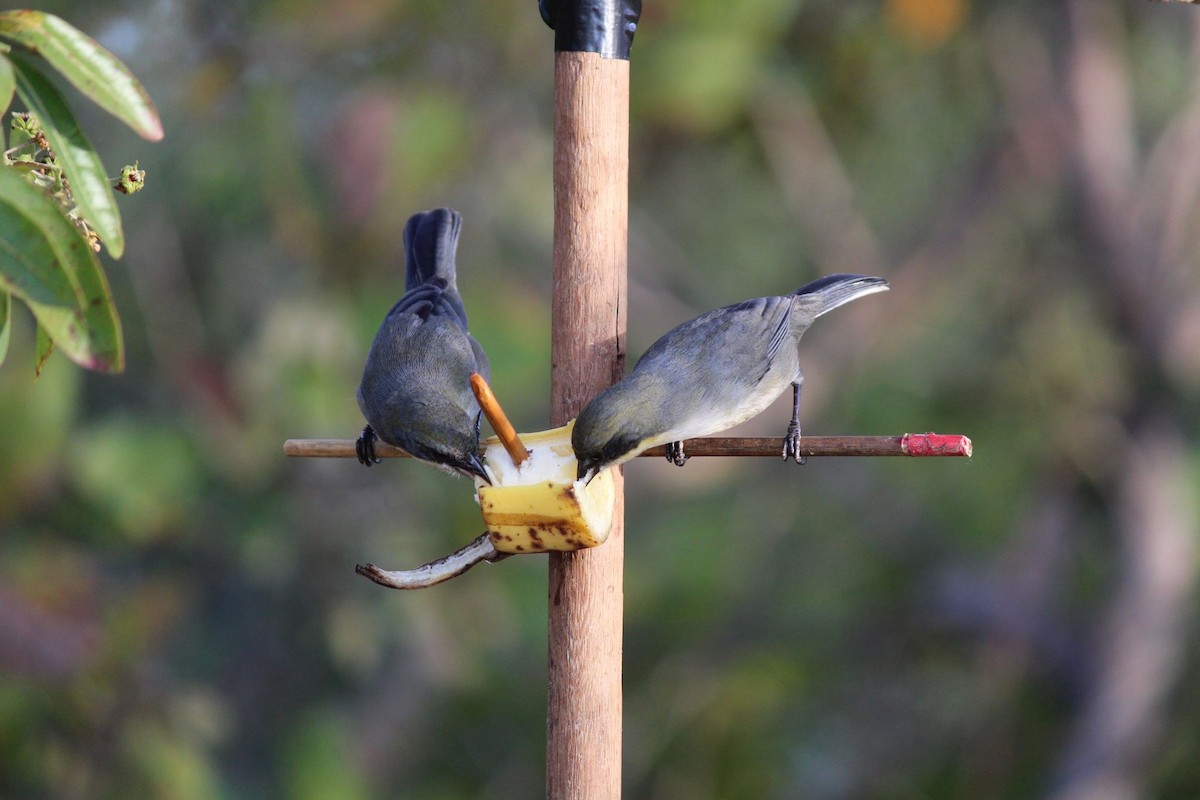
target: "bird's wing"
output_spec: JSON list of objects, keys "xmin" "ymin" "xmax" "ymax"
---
[
  {"xmin": 385, "ymin": 278, "xmax": 470, "ymax": 331},
  {"xmin": 725, "ymin": 295, "xmax": 794, "ymax": 381},
  {"xmin": 469, "ymin": 335, "xmax": 491, "ymax": 381},
  {"xmin": 763, "ymin": 296, "xmax": 795, "ymax": 365},
  {"xmin": 635, "ymin": 295, "xmax": 795, "ymax": 390}
]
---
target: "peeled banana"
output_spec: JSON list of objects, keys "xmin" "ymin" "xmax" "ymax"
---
[{"xmin": 473, "ymin": 421, "xmax": 616, "ymax": 554}]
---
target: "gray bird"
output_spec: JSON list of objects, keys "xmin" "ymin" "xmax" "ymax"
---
[
  {"xmin": 572, "ymin": 274, "xmax": 888, "ymax": 482},
  {"xmin": 356, "ymin": 208, "xmax": 490, "ymax": 482}
]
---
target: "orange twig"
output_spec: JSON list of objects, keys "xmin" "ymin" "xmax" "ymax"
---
[{"xmin": 469, "ymin": 373, "xmax": 530, "ymax": 466}]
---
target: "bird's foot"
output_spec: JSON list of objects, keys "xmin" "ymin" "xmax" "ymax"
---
[
  {"xmin": 665, "ymin": 440, "xmax": 690, "ymax": 467},
  {"xmin": 782, "ymin": 423, "xmax": 807, "ymax": 465},
  {"xmin": 356, "ymin": 425, "xmax": 382, "ymax": 466}
]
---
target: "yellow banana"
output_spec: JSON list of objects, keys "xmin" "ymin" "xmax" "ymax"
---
[{"xmin": 473, "ymin": 421, "xmax": 616, "ymax": 553}]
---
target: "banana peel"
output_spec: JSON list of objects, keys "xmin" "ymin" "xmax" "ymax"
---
[{"xmin": 473, "ymin": 420, "xmax": 616, "ymax": 553}]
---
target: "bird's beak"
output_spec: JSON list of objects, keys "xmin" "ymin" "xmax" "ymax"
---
[
  {"xmin": 576, "ymin": 459, "xmax": 598, "ymax": 485},
  {"xmin": 463, "ymin": 452, "xmax": 491, "ymax": 484}
]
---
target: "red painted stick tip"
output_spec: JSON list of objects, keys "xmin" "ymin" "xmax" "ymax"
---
[{"xmin": 901, "ymin": 433, "xmax": 973, "ymax": 457}]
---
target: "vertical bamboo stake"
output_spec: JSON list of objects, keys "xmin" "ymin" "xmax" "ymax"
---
[{"xmin": 547, "ymin": 49, "xmax": 630, "ymax": 800}]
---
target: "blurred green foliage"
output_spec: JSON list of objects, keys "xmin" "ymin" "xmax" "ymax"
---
[{"xmin": 1, "ymin": 1, "xmax": 1199, "ymax": 798}]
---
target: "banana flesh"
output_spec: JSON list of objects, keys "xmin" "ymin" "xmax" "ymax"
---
[{"xmin": 473, "ymin": 421, "xmax": 616, "ymax": 553}]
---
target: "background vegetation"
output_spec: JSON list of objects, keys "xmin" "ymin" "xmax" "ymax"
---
[{"xmin": 2, "ymin": 0, "xmax": 1198, "ymax": 798}]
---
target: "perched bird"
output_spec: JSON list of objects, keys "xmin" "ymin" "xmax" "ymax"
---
[
  {"xmin": 572, "ymin": 274, "xmax": 889, "ymax": 482},
  {"xmin": 356, "ymin": 208, "xmax": 491, "ymax": 481}
]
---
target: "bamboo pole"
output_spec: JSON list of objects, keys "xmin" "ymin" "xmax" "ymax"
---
[
  {"xmin": 284, "ymin": 433, "xmax": 973, "ymax": 460},
  {"xmin": 547, "ymin": 49, "xmax": 629, "ymax": 800}
]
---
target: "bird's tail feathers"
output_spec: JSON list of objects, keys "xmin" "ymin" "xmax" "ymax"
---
[
  {"xmin": 792, "ymin": 274, "xmax": 889, "ymax": 317},
  {"xmin": 403, "ymin": 208, "xmax": 463, "ymax": 289}
]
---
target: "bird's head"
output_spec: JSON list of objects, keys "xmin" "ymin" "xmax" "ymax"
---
[
  {"xmin": 571, "ymin": 387, "xmax": 650, "ymax": 483},
  {"xmin": 386, "ymin": 411, "xmax": 489, "ymax": 483}
]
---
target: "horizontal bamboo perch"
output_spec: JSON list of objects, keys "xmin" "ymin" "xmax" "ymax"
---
[{"xmin": 284, "ymin": 433, "xmax": 973, "ymax": 459}]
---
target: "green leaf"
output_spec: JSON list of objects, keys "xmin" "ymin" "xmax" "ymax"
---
[
  {"xmin": 0, "ymin": 179, "xmax": 84, "ymax": 307},
  {"xmin": 0, "ymin": 291, "xmax": 10, "ymax": 368},
  {"xmin": 0, "ymin": 54, "xmax": 13, "ymax": 114},
  {"xmin": 0, "ymin": 11, "xmax": 162, "ymax": 141},
  {"xmin": 0, "ymin": 166, "xmax": 123, "ymax": 372},
  {"xmin": 10, "ymin": 54, "xmax": 124, "ymax": 258}
]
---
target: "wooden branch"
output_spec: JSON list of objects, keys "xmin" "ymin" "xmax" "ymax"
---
[
  {"xmin": 283, "ymin": 433, "xmax": 973, "ymax": 460},
  {"xmin": 643, "ymin": 433, "xmax": 972, "ymax": 458},
  {"xmin": 548, "ymin": 49, "xmax": 628, "ymax": 800}
]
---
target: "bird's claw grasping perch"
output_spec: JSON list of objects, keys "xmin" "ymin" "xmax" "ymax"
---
[
  {"xmin": 782, "ymin": 380, "xmax": 808, "ymax": 465},
  {"xmin": 665, "ymin": 440, "xmax": 690, "ymax": 467},
  {"xmin": 782, "ymin": 422, "xmax": 807, "ymax": 465},
  {"xmin": 356, "ymin": 425, "xmax": 381, "ymax": 466},
  {"xmin": 356, "ymin": 533, "xmax": 510, "ymax": 590}
]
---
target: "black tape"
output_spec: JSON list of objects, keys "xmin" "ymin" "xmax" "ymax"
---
[{"xmin": 540, "ymin": 0, "xmax": 642, "ymax": 59}]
